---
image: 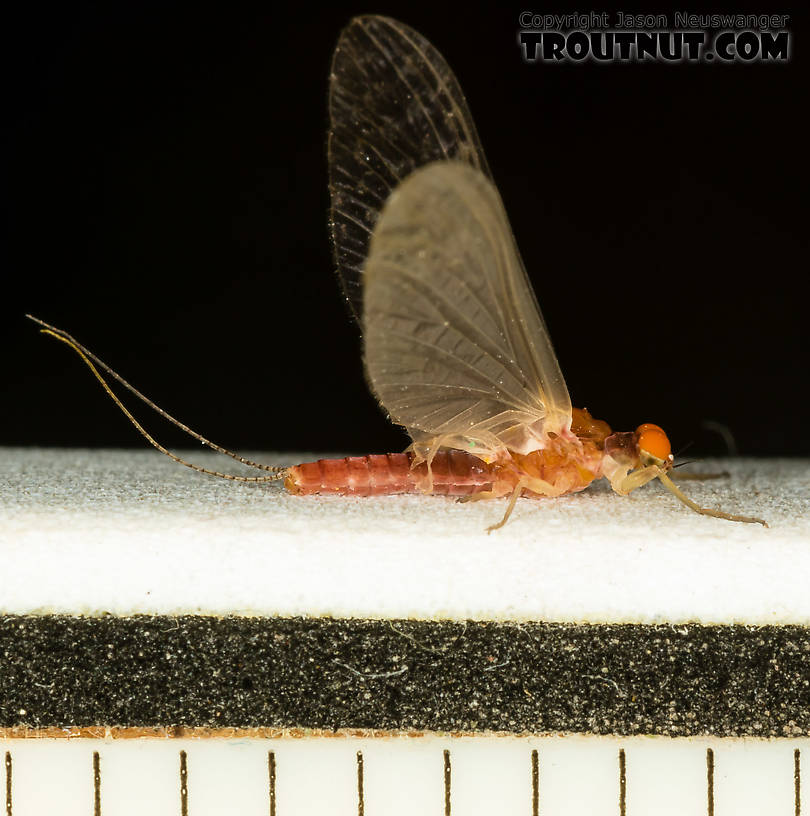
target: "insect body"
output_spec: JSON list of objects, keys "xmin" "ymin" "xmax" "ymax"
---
[
  {"xmin": 282, "ymin": 408, "xmax": 743, "ymax": 531},
  {"xmin": 28, "ymin": 16, "xmax": 767, "ymax": 529}
]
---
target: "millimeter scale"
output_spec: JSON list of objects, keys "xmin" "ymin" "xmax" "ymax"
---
[
  {"xmin": 1, "ymin": 734, "xmax": 807, "ymax": 815},
  {"xmin": 0, "ymin": 736, "xmax": 807, "ymax": 816}
]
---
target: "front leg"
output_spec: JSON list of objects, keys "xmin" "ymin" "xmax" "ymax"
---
[
  {"xmin": 613, "ymin": 465, "xmax": 663, "ymax": 495},
  {"xmin": 613, "ymin": 466, "xmax": 768, "ymax": 526}
]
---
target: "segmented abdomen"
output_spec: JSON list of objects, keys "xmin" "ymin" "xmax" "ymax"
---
[{"xmin": 284, "ymin": 450, "xmax": 493, "ymax": 497}]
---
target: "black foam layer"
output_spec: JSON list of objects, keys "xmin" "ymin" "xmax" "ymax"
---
[{"xmin": 1, "ymin": 616, "xmax": 807, "ymax": 737}]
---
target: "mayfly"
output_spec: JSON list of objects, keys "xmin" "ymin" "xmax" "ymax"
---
[{"xmin": 28, "ymin": 15, "xmax": 767, "ymax": 530}]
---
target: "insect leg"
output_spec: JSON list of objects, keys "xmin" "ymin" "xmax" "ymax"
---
[
  {"xmin": 657, "ymin": 472, "xmax": 768, "ymax": 527},
  {"xmin": 614, "ymin": 465, "xmax": 662, "ymax": 495},
  {"xmin": 407, "ymin": 435, "xmax": 463, "ymax": 493},
  {"xmin": 456, "ymin": 489, "xmax": 502, "ymax": 503},
  {"xmin": 486, "ymin": 477, "xmax": 532, "ymax": 533},
  {"xmin": 483, "ymin": 474, "xmax": 565, "ymax": 533}
]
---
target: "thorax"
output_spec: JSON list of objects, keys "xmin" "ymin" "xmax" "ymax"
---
[{"xmin": 490, "ymin": 437, "xmax": 606, "ymax": 497}]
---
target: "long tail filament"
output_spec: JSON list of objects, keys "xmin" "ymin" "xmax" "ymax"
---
[{"xmin": 27, "ymin": 315, "xmax": 285, "ymax": 483}]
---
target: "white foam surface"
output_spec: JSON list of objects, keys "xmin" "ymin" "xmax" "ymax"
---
[{"xmin": 1, "ymin": 448, "xmax": 808, "ymax": 623}]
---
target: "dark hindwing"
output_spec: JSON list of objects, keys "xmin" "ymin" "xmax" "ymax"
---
[{"xmin": 327, "ymin": 15, "xmax": 491, "ymax": 323}]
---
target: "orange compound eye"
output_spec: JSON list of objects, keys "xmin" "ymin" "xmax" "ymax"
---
[{"xmin": 635, "ymin": 423, "xmax": 672, "ymax": 461}]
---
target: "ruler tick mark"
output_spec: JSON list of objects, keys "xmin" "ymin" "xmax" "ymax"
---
[
  {"xmin": 531, "ymin": 749, "xmax": 539, "ymax": 816},
  {"xmin": 444, "ymin": 749, "xmax": 451, "ymax": 816},
  {"xmin": 268, "ymin": 751, "xmax": 276, "ymax": 816},
  {"xmin": 619, "ymin": 748, "xmax": 626, "ymax": 816},
  {"xmin": 93, "ymin": 751, "xmax": 101, "ymax": 816},
  {"xmin": 706, "ymin": 748, "xmax": 714, "ymax": 816},
  {"xmin": 796, "ymin": 749, "xmax": 801, "ymax": 816},
  {"xmin": 357, "ymin": 751, "xmax": 364, "ymax": 816},
  {"xmin": 4, "ymin": 752, "xmax": 10, "ymax": 816},
  {"xmin": 180, "ymin": 750, "xmax": 188, "ymax": 816}
]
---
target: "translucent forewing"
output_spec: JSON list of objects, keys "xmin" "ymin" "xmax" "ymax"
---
[
  {"xmin": 363, "ymin": 162, "xmax": 572, "ymax": 458},
  {"xmin": 328, "ymin": 15, "xmax": 490, "ymax": 322}
]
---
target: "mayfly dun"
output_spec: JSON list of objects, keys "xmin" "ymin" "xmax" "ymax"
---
[{"xmin": 28, "ymin": 15, "xmax": 767, "ymax": 530}]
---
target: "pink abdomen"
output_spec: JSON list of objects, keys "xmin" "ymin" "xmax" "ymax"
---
[{"xmin": 284, "ymin": 450, "xmax": 493, "ymax": 497}]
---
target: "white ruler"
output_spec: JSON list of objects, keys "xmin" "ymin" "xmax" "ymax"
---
[{"xmin": 0, "ymin": 735, "xmax": 803, "ymax": 815}]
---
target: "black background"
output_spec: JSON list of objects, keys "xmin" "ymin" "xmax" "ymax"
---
[{"xmin": 5, "ymin": 3, "xmax": 807, "ymax": 457}]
